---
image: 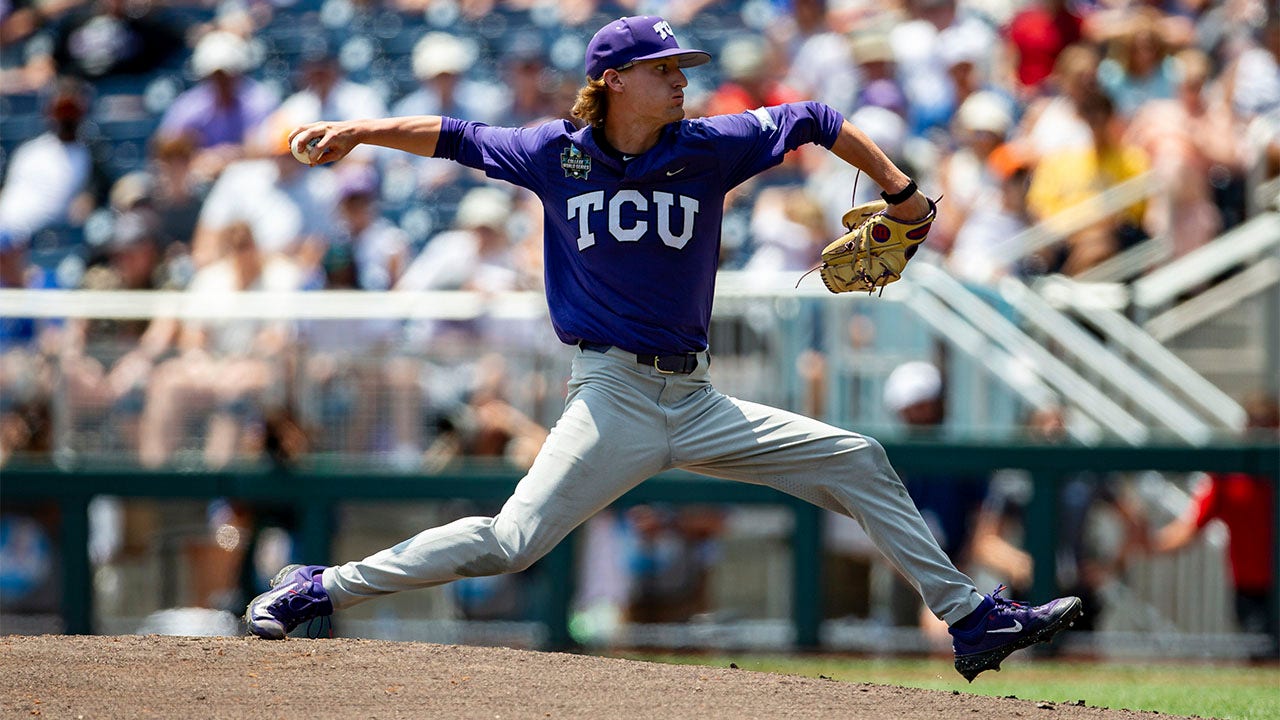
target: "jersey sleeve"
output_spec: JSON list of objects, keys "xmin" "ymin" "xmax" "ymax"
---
[
  {"xmin": 699, "ymin": 101, "xmax": 844, "ymax": 191},
  {"xmin": 433, "ymin": 117, "xmax": 567, "ymax": 193}
]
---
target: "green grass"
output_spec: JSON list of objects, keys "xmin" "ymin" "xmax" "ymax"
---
[{"xmin": 624, "ymin": 653, "xmax": 1280, "ymax": 720}]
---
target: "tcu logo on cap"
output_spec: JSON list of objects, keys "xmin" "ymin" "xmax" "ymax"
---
[{"xmin": 652, "ymin": 20, "xmax": 674, "ymax": 40}]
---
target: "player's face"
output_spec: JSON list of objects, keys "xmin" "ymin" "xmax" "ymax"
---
[{"xmin": 617, "ymin": 59, "xmax": 688, "ymax": 124}]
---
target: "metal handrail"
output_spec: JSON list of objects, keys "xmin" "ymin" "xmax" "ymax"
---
[
  {"xmin": 1037, "ymin": 275, "xmax": 1247, "ymax": 430},
  {"xmin": 1074, "ymin": 234, "xmax": 1173, "ymax": 285},
  {"xmin": 1144, "ymin": 255, "xmax": 1280, "ymax": 341},
  {"xmin": 911, "ymin": 263, "xmax": 1150, "ymax": 444},
  {"xmin": 1005, "ymin": 171, "xmax": 1159, "ymax": 263},
  {"xmin": 998, "ymin": 277, "xmax": 1215, "ymax": 444},
  {"xmin": 1132, "ymin": 212, "xmax": 1280, "ymax": 311}
]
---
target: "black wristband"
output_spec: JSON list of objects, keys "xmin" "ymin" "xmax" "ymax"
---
[{"xmin": 880, "ymin": 179, "xmax": 918, "ymax": 205}]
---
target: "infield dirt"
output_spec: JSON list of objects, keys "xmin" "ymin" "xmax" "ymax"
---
[{"xmin": 1, "ymin": 635, "xmax": 1197, "ymax": 719}]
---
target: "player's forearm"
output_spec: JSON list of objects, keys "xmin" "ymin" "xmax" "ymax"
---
[
  {"xmin": 348, "ymin": 115, "xmax": 444, "ymax": 157},
  {"xmin": 829, "ymin": 120, "xmax": 929, "ymax": 219},
  {"xmin": 293, "ymin": 116, "xmax": 444, "ymax": 164}
]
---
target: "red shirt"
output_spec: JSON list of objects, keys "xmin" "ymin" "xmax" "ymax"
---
[
  {"xmin": 1005, "ymin": 5, "xmax": 1083, "ymax": 90},
  {"xmin": 1191, "ymin": 473, "xmax": 1275, "ymax": 592}
]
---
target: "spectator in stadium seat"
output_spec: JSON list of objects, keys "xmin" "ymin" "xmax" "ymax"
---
[
  {"xmin": 48, "ymin": 0, "xmax": 185, "ymax": 82},
  {"xmin": 274, "ymin": 41, "xmax": 386, "ymax": 160},
  {"xmin": 703, "ymin": 35, "xmax": 803, "ymax": 118},
  {"xmin": 137, "ymin": 221, "xmax": 302, "ymax": 468},
  {"xmin": 154, "ymin": 31, "xmax": 278, "ymax": 184},
  {"xmin": 775, "ymin": 0, "xmax": 859, "ymax": 116},
  {"xmin": 0, "ymin": 79, "xmax": 104, "ymax": 246},
  {"xmin": 1123, "ymin": 48, "xmax": 1227, "ymax": 259},
  {"xmin": 1014, "ymin": 43, "xmax": 1100, "ymax": 159},
  {"xmin": 888, "ymin": 0, "xmax": 996, "ymax": 137},
  {"xmin": 0, "ymin": 233, "xmax": 56, "ymax": 466},
  {"xmin": 947, "ymin": 143, "xmax": 1035, "ymax": 283},
  {"xmin": 188, "ymin": 117, "xmax": 338, "ymax": 267},
  {"xmin": 293, "ymin": 165, "xmax": 407, "ymax": 454},
  {"xmin": 1025, "ymin": 90, "xmax": 1150, "ymax": 275},
  {"xmin": 1002, "ymin": 0, "xmax": 1084, "ymax": 95},
  {"xmin": 932, "ymin": 90, "xmax": 1017, "ymax": 257},
  {"xmin": 1096, "ymin": 8, "xmax": 1180, "ymax": 118},
  {"xmin": 1150, "ymin": 394, "xmax": 1279, "ymax": 659},
  {"xmin": 499, "ymin": 37, "xmax": 562, "ymax": 128},
  {"xmin": 392, "ymin": 31, "xmax": 500, "ymax": 124},
  {"xmin": 387, "ymin": 32, "xmax": 500, "ymax": 195}
]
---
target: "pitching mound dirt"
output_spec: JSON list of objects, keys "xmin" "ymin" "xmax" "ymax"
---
[{"xmin": 2, "ymin": 635, "xmax": 1192, "ymax": 719}]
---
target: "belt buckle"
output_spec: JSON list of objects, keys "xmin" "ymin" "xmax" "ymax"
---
[{"xmin": 653, "ymin": 355, "xmax": 676, "ymax": 374}]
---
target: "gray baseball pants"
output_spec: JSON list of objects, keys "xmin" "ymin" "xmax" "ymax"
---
[{"xmin": 323, "ymin": 345, "xmax": 984, "ymax": 625}]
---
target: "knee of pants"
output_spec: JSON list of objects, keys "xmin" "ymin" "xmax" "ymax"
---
[
  {"xmin": 849, "ymin": 435, "xmax": 895, "ymax": 477},
  {"xmin": 487, "ymin": 516, "xmax": 546, "ymax": 575}
]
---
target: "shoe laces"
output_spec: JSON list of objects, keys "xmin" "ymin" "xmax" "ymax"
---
[
  {"xmin": 989, "ymin": 584, "xmax": 1024, "ymax": 612},
  {"xmin": 306, "ymin": 615, "xmax": 332, "ymax": 639}
]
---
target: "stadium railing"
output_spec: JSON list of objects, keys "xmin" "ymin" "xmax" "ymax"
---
[{"xmin": 3, "ymin": 442, "xmax": 1275, "ymax": 653}]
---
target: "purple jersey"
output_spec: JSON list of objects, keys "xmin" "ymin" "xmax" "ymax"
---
[{"xmin": 434, "ymin": 101, "xmax": 843, "ymax": 355}]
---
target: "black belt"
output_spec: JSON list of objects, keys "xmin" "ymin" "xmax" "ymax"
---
[{"xmin": 579, "ymin": 341, "xmax": 700, "ymax": 374}]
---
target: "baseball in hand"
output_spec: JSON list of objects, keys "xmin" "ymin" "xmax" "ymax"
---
[{"xmin": 291, "ymin": 136, "xmax": 320, "ymax": 165}]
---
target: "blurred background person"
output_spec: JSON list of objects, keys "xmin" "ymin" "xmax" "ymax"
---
[
  {"xmin": 1025, "ymin": 90, "xmax": 1150, "ymax": 276},
  {"xmin": 1150, "ymin": 393, "xmax": 1279, "ymax": 659},
  {"xmin": 0, "ymin": 79, "xmax": 104, "ymax": 247},
  {"xmin": 946, "ymin": 143, "xmax": 1035, "ymax": 283},
  {"xmin": 188, "ymin": 116, "xmax": 338, "ymax": 268},
  {"xmin": 1002, "ymin": 0, "xmax": 1085, "ymax": 97},
  {"xmin": 295, "ymin": 165, "xmax": 407, "ymax": 456},
  {"xmin": 1096, "ymin": 8, "xmax": 1182, "ymax": 118},
  {"xmin": 154, "ymin": 30, "xmax": 278, "ymax": 184},
  {"xmin": 1014, "ymin": 43, "xmax": 1100, "ymax": 160},
  {"xmin": 387, "ymin": 31, "xmax": 497, "ymax": 197},
  {"xmin": 932, "ymin": 90, "xmax": 1017, "ymax": 256},
  {"xmin": 968, "ymin": 404, "xmax": 1148, "ymax": 635},
  {"xmin": 137, "ymin": 221, "xmax": 301, "ymax": 468},
  {"xmin": 881, "ymin": 360, "xmax": 989, "ymax": 646},
  {"xmin": 47, "ymin": 0, "xmax": 185, "ymax": 83}
]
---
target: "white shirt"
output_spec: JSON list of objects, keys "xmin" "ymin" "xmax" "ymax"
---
[
  {"xmin": 198, "ymin": 159, "xmax": 338, "ymax": 255},
  {"xmin": 0, "ymin": 133, "xmax": 91, "ymax": 239},
  {"xmin": 186, "ymin": 255, "xmax": 302, "ymax": 356}
]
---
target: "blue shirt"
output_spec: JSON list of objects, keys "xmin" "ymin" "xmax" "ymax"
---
[{"xmin": 434, "ymin": 102, "xmax": 843, "ymax": 355}]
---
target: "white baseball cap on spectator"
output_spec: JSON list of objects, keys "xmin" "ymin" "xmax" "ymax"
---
[
  {"xmin": 413, "ymin": 32, "xmax": 477, "ymax": 79},
  {"xmin": 192, "ymin": 31, "xmax": 253, "ymax": 78},
  {"xmin": 955, "ymin": 91, "xmax": 1013, "ymax": 136},
  {"xmin": 883, "ymin": 361, "xmax": 942, "ymax": 415},
  {"xmin": 455, "ymin": 188, "xmax": 512, "ymax": 230},
  {"xmin": 720, "ymin": 37, "xmax": 768, "ymax": 82}
]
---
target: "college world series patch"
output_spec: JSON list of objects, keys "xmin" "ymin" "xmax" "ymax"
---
[{"xmin": 561, "ymin": 145, "xmax": 592, "ymax": 180}]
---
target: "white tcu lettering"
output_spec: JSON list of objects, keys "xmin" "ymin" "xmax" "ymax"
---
[
  {"xmin": 653, "ymin": 192, "xmax": 699, "ymax": 249},
  {"xmin": 567, "ymin": 190, "xmax": 701, "ymax": 250},
  {"xmin": 567, "ymin": 191, "xmax": 605, "ymax": 250},
  {"xmin": 608, "ymin": 190, "xmax": 648, "ymax": 242},
  {"xmin": 653, "ymin": 20, "xmax": 674, "ymax": 40}
]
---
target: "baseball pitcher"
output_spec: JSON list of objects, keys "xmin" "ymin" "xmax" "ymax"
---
[{"xmin": 247, "ymin": 15, "xmax": 1081, "ymax": 681}]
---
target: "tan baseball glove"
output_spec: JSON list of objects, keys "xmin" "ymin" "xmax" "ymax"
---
[{"xmin": 816, "ymin": 198, "xmax": 937, "ymax": 295}]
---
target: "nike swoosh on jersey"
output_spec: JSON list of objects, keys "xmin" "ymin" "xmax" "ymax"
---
[
  {"xmin": 666, "ymin": 167, "xmax": 686, "ymax": 176},
  {"xmin": 988, "ymin": 619, "xmax": 1023, "ymax": 633}
]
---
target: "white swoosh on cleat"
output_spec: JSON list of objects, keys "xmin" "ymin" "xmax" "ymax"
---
[
  {"xmin": 666, "ymin": 167, "xmax": 686, "ymax": 176},
  {"xmin": 988, "ymin": 619, "xmax": 1023, "ymax": 633}
]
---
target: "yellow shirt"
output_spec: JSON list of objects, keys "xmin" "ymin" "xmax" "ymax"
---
[{"xmin": 1027, "ymin": 145, "xmax": 1150, "ymax": 228}]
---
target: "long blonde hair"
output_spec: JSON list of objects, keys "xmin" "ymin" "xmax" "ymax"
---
[{"xmin": 571, "ymin": 77, "xmax": 609, "ymax": 128}]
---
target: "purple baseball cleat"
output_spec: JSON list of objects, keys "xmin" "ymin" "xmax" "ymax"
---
[
  {"xmin": 950, "ymin": 584, "xmax": 1083, "ymax": 682},
  {"xmin": 245, "ymin": 564, "xmax": 333, "ymax": 640}
]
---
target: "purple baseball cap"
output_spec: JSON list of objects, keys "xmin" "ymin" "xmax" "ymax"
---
[{"xmin": 585, "ymin": 16, "xmax": 711, "ymax": 80}]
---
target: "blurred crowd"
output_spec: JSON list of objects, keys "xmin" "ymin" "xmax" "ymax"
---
[{"xmin": 0, "ymin": 0, "xmax": 1277, "ymax": 645}]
